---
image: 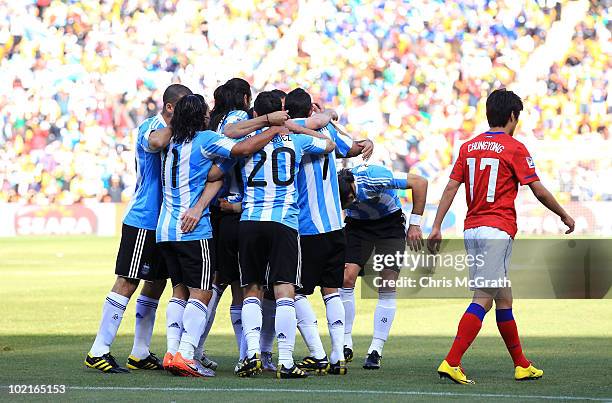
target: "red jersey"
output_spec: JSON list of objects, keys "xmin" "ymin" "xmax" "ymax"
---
[{"xmin": 449, "ymin": 131, "xmax": 539, "ymax": 237}]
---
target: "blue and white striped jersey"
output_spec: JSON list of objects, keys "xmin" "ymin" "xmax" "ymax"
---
[
  {"xmin": 156, "ymin": 130, "xmax": 236, "ymax": 242},
  {"xmin": 123, "ymin": 114, "xmax": 166, "ymax": 230},
  {"xmin": 212, "ymin": 109, "xmax": 249, "ymax": 207},
  {"xmin": 292, "ymin": 119, "xmax": 353, "ymax": 235},
  {"xmin": 345, "ymin": 164, "xmax": 408, "ymax": 220},
  {"xmin": 239, "ymin": 130, "xmax": 329, "ymax": 230}
]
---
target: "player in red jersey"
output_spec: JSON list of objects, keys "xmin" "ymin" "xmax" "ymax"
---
[{"xmin": 427, "ymin": 89, "xmax": 575, "ymax": 384}]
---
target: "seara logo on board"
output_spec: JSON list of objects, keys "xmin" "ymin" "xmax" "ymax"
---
[{"xmin": 14, "ymin": 205, "xmax": 98, "ymax": 235}]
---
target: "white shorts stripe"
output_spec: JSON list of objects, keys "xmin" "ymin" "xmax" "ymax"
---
[
  {"xmin": 128, "ymin": 229, "xmax": 146, "ymax": 278},
  {"xmin": 131, "ymin": 229, "xmax": 147, "ymax": 278}
]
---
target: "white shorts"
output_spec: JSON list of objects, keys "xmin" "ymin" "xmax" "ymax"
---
[{"xmin": 464, "ymin": 226, "xmax": 512, "ymax": 290}]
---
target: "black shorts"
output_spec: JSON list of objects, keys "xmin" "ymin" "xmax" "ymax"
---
[
  {"xmin": 159, "ymin": 239, "xmax": 214, "ymax": 290},
  {"xmin": 238, "ymin": 221, "xmax": 301, "ymax": 288},
  {"xmin": 115, "ymin": 224, "xmax": 167, "ymax": 281},
  {"xmin": 298, "ymin": 229, "xmax": 346, "ymax": 295},
  {"xmin": 216, "ymin": 211, "xmax": 241, "ymax": 285},
  {"xmin": 344, "ymin": 210, "xmax": 406, "ymax": 273}
]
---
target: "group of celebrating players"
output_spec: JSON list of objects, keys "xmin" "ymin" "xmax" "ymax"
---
[{"xmin": 84, "ymin": 79, "xmax": 575, "ymax": 384}]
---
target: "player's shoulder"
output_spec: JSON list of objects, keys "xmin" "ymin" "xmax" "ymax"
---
[
  {"xmin": 228, "ymin": 109, "xmax": 249, "ymax": 120},
  {"xmin": 139, "ymin": 114, "xmax": 165, "ymax": 132},
  {"xmin": 354, "ymin": 163, "xmax": 391, "ymax": 178}
]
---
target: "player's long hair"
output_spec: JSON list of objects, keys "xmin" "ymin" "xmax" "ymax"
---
[
  {"xmin": 170, "ymin": 94, "xmax": 208, "ymax": 144},
  {"xmin": 208, "ymin": 78, "xmax": 251, "ymax": 131}
]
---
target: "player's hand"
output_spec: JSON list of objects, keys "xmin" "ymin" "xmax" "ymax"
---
[
  {"xmin": 311, "ymin": 103, "xmax": 323, "ymax": 113},
  {"xmin": 180, "ymin": 205, "xmax": 203, "ymax": 233},
  {"xmin": 427, "ymin": 226, "xmax": 442, "ymax": 253},
  {"xmin": 267, "ymin": 111, "xmax": 289, "ymax": 126},
  {"xmin": 407, "ymin": 224, "xmax": 424, "ymax": 251},
  {"xmin": 360, "ymin": 139, "xmax": 374, "ymax": 161},
  {"xmin": 219, "ymin": 199, "xmax": 240, "ymax": 213},
  {"xmin": 562, "ymin": 214, "xmax": 575, "ymax": 234},
  {"xmin": 325, "ymin": 108, "xmax": 338, "ymax": 120}
]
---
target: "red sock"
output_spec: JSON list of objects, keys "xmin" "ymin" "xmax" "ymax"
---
[
  {"xmin": 445, "ymin": 303, "xmax": 486, "ymax": 367},
  {"xmin": 496, "ymin": 309, "xmax": 530, "ymax": 368}
]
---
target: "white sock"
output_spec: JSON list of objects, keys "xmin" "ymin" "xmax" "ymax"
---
[
  {"xmin": 368, "ymin": 291, "xmax": 397, "ymax": 355},
  {"xmin": 340, "ymin": 287, "xmax": 355, "ymax": 348},
  {"xmin": 324, "ymin": 292, "xmax": 345, "ymax": 364},
  {"xmin": 260, "ymin": 297, "xmax": 276, "ymax": 353},
  {"xmin": 241, "ymin": 297, "xmax": 262, "ymax": 358},
  {"xmin": 90, "ymin": 292, "xmax": 129, "ymax": 357},
  {"xmin": 166, "ymin": 297, "xmax": 186, "ymax": 354},
  {"xmin": 276, "ymin": 297, "xmax": 297, "ymax": 368},
  {"xmin": 295, "ymin": 295, "xmax": 326, "ymax": 359},
  {"xmin": 130, "ymin": 295, "xmax": 159, "ymax": 359},
  {"xmin": 229, "ymin": 305, "xmax": 243, "ymax": 357},
  {"xmin": 178, "ymin": 299, "xmax": 208, "ymax": 360},
  {"xmin": 195, "ymin": 285, "xmax": 223, "ymax": 359}
]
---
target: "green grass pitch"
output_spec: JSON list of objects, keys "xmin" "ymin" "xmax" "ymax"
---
[{"xmin": 1, "ymin": 236, "xmax": 611, "ymax": 402}]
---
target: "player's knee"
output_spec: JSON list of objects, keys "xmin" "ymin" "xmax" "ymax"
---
[
  {"xmin": 112, "ymin": 276, "xmax": 138, "ymax": 297},
  {"xmin": 494, "ymin": 296, "xmax": 513, "ymax": 309},
  {"xmin": 172, "ymin": 283, "xmax": 189, "ymax": 300},
  {"xmin": 343, "ymin": 264, "xmax": 360, "ymax": 288},
  {"xmin": 273, "ymin": 283, "xmax": 295, "ymax": 300},
  {"xmin": 140, "ymin": 279, "xmax": 166, "ymax": 299},
  {"xmin": 188, "ymin": 287, "xmax": 212, "ymax": 304}
]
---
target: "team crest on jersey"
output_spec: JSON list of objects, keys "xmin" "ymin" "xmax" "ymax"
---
[{"xmin": 526, "ymin": 157, "xmax": 535, "ymax": 168}]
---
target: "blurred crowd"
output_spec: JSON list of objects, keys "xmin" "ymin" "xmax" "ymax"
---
[{"xmin": 0, "ymin": 0, "xmax": 610, "ymax": 205}]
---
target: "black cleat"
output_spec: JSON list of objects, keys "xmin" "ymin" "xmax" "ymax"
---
[
  {"xmin": 126, "ymin": 352, "xmax": 163, "ymax": 370},
  {"xmin": 343, "ymin": 346, "xmax": 353, "ymax": 362},
  {"xmin": 363, "ymin": 350, "xmax": 382, "ymax": 370},
  {"xmin": 329, "ymin": 360, "xmax": 348, "ymax": 375},
  {"xmin": 276, "ymin": 364, "xmax": 309, "ymax": 379},
  {"xmin": 85, "ymin": 352, "xmax": 130, "ymax": 373},
  {"xmin": 235, "ymin": 353, "xmax": 262, "ymax": 377},
  {"xmin": 296, "ymin": 356, "xmax": 330, "ymax": 375}
]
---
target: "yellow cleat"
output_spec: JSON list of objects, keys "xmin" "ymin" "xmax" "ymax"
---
[
  {"xmin": 437, "ymin": 360, "xmax": 475, "ymax": 385},
  {"xmin": 515, "ymin": 364, "xmax": 543, "ymax": 381}
]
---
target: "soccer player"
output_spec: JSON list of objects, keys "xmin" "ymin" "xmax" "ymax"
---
[
  {"xmin": 428, "ymin": 89, "xmax": 575, "ymax": 384},
  {"xmin": 204, "ymin": 78, "xmax": 289, "ymax": 372},
  {"xmin": 284, "ymin": 88, "xmax": 374, "ymax": 375},
  {"xmin": 338, "ymin": 165, "xmax": 428, "ymax": 369},
  {"xmin": 153, "ymin": 94, "xmax": 289, "ymax": 377},
  {"xmin": 84, "ymin": 83, "xmax": 192, "ymax": 373},
  {"xmin": 234, "ymin": 92, "xmax": 335, "ymax": 379}
]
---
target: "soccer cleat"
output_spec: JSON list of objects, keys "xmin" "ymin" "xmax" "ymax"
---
[
  {"xmin": 515, "ymin": 363, "xmax": 543, "ymax": 381},
  {"xmin": 343, "ymin": 346, "xmax": 353, "ymax": 362},
  {"xmin": 171, "ymin": 352, "xmax": 215, "ymax": 377},
  {"xmin": 437, "ymin": 360, "xmax": 475, "ymax": 385},
  {"xmin": 235, "ymin": 353, "xmax": 262, "ymax": 377},
  {"xmin": 85, "ymin": 352, "xmax": 129, "ymax": 373},
  {"xmin": 198, "ymin": 353, "xmax": 218, "ymax": 371},
  {"xmin": 363, "ymin": 350, "xmax": 382, "ymax": 370},
  {"xmin": 276, "ymin": 364, "xmax": 309, "ymax": 379},
  {"xmin": 329, "ymin": 360, "xmax": 347, "ymax": 375},
  {"xmin": 296, "ymin": 356, "xmax": 330, "ymax": 375},
  {"xmin": 126, "ymin": 352, "xmax": 163, "ymax": 370},
  {"xmin": 261, "ymin": 351, "xmax": 277, "ymax": 372}
]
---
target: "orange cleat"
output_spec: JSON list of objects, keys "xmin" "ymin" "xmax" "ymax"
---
[{"xmin": 171, "ymin": 352, "xmax": 215, "ymax": 377}]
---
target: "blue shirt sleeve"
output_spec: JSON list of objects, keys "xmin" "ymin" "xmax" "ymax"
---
[
  {"xmin": 293, "ymin": 134, "xmax": 328, "ymax": 156},
  {"xmin": 327, "ymin": 123, "xmax": 353, "ymax": 157},
  {"xmin": 200, "ymin": 130, "xmax": 237, "ymax": 159},
  {"xmin": 138, "ymin": 119, "xmax": 166, "ymax": 154},
  {"xmin": 218, "ymin": 110, "xmax": 249, "ymax": 133}
]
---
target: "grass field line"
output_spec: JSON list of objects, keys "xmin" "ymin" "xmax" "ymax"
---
[{"xmin": 1, "ymin": 385, "xmax": 608, "ymax": 401}]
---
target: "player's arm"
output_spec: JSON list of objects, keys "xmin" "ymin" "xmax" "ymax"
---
[
  {"xmin": 229, "ymin": 126, "xmax": 286, "ymax": 157},
  {"xmin": 302, "ymin": 109, "xmax": 337, "ymax": 130},
  {"xmin": 223, "ymin": 111, "xmax": 289, "ymax": 138},
  {"xmin": 147, "ymin": 127, "xmax": 172, "ymax": 151},
  {"xmin": 528, "ymin": 181, "xmax": 575, "ymax": 234},
  {"xmin": 219, "ymin": 199, "xmax": 242, "ymax": 214},
  {"xmin": 284, "ymin": 120, "xmax": 328, "ymax": 139},
  {"xmin": 427, "ymin": 179, "xmax": 461, "ymax": 253},
  {"xmin": 402, "ymin": 173, "xmax": 428, "ymax": 251},
  {"xmin": 330, "ymin": 121, "xmax": 373, "ymax": 160},
  {"xmin": 180, "ymin": 165, "xmax": 225, "ymax": 233}
]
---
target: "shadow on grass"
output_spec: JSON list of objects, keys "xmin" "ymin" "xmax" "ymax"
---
[{"xmin": 0, "ymin": 334, "xmax": 610, "ymax": 401}]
